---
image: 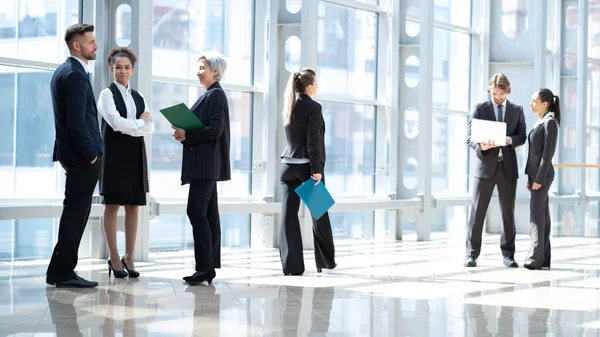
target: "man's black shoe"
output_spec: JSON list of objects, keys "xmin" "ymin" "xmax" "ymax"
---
[
  {"xmin": 503, "ymin": 257, "xmax": 519, "ymax": 268},
  {"xmin": 464, "ymin": 257, "xmax": 477, "ymax": 267},
  {"xmin": 46, "ymin": 276, "xmax": 56, "ymax": 285},
  {"xmin": 56, "ymin": 275, "xmax": 98, "ymax": 288}
]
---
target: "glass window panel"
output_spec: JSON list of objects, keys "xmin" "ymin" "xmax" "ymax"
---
[
  {"xmin": 284, "ymin": 35, "xmax": 301, "ymax": 72},
  {"xmin": 432, "ymin": 28, "xmax": 470, "ymax": 111},
  {"xmin": 0, "ymin": 220, "xmax": 13, "ymax": 260},
  {"xmin": 317, "ymin": 2, "xmax": 377, "ymax": 100},
  {"xmin": 152, "ymin": 0, "xmax": 253, "ymax": 85},
  {"xmin": 151, "ymin": 82, "xmax": 252, "ymax": 198},
  {"xmin": 0, "ymin": 217, "xmax": 93, "ymax": 261},
  {"xmin": 546, "ymin": 0, "xmax": 555, "ymax": 50},
  {"xmin": 0, "ymin": 0, "xmax": 79, "ymax": 63},
  {"xmin": 149, "ymin": 214, "xmax": 250, "ymax": 251},
  {"xmin": 330, "ymin": 211, "xmax": 374, "ymax": 241},
  {"xmin": 501, "ymin": 0, "xmax": 528, "ymax": 39},
  {"xmin": 433, "ymin": 0, "xmax": 471, "ymax": 28},
  {"xmin": 0, "ymin": 66, "xmax": 15, "ymax": 176},
  {"xmin": 432, "ymin": 113, "xmax": 468, "ymax": 194},
  {"xmin": 115, "ymin": 4, "xmax": 131, "ymax": 47},
  {"xmin": 587, "ymin": 128, "xmax": 600, "ymax": 192},
  {"xmin": 14, "ymin": 218, "xmax": 54, "ymax": 260},
  {"xmin": 321, "ymin": 102, "xmax": 375, "ymax": 195},
  {"xmin": 586, "ymin": 201, "xmax": 600, "ymax": 237},
  {"xmin": 430, "ymin": 206, "xmax": 468, "ymax": 233},
  {"xmin": 588, "ymin": 63, "xmax": 600, "ymax": 127},
  {"xmin": 0, "ymin": 67, "xmax": 60, "ymax": 198},
  {"xmin": 405, "ymin": 6, "xmax": 420, "ymax": 37}
]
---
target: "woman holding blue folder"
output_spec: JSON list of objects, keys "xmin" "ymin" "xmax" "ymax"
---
[
  {"xmin": 172, "ymin": 51, "xmax": 230, "ymax": 285},
  {"xmin": 98, "ymin": 47, "xmax": 154, "ymax": 278},
  {"xmin": 279, "ymin": 68, "xmax": 336, "ymax": 276}
]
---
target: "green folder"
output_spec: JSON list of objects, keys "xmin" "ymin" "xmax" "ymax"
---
[{"xmin": 159, "ymin": 103, "xmax": 204, "ymax": 131}]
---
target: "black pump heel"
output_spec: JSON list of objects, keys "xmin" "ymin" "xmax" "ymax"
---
[
  {"xmin": 121, "ymin": 257, "xmax": 140, "ymax": 278},
  {"xmin": 108, "ymin": 260, "xmax": 128, "ymax": 278},
  {"xmin": 184, "ymin": 270, "xmax": 215, "ymax": 285}
]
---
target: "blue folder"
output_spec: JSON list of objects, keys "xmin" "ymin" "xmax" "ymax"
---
[{"xmin": 294, "ymin": 179, "xmax": 335, "ymax": 220}]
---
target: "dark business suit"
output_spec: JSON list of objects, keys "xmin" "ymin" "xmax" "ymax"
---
[
  {"xmin": 466, "ymin": 100, "xmax": 526, "ymax": 260},
  {"xmin": 181, "ymin": 81, "xmax": 230, "ymax": 272},
  {"xmin": 48, "ymin": 57, "xmax": 103, "ymax": 282},
  {"xmin": 524, "ymin": 113, "xmax": 558, "ymax": 268},
  {"xmin": 279, "ymin": 94, "xmax": 335, "ymax": 275}
]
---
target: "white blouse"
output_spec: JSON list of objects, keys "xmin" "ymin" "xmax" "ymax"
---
[{"xmin": 98, "ymin": 81, "xmax": 155, "ymax": 137}]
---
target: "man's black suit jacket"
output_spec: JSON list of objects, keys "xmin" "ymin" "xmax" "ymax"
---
[
  {"xmin": 180, "ymin": 81, "xmax": 231, "ymax": 184},
  {"xmin": 467, "ymin": 100, "xmax": 527, "ymax": 180},
  {"xmin": 280, "ymin": 94, "xmax": 326, "ymax": 174},
  {"xmin": 51, "ymin": 57, "xmax": 103, "ymax": 165}
]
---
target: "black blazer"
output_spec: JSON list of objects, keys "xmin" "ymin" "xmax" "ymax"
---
[
  {"xmin": 467, "ymin": 100, "xmax": 526, "ymax": 180},
  {"xmin": 100, "ymin": 83, "xmax": 149, "ymax": 195},
  {"xmin": 280, "ymin": 94, "xmax": 326, "ymax": 174},
  {"xmin": 51, "ymin": 57, "xmax": 103, "ymax": 165},
  {"xmin": 525, "ymin": 114, "xmax": 559, "ymax": 184},
  {"xmin": 180, "ymin": 82, "xmax": 231, "ymax": 184}
]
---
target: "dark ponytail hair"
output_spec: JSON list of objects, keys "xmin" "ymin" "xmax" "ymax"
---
[
  {"xmin": 537, "ymin": 88, "xmax": 561, "ymax": 125},
  {"xmin": 282, "ymin": 68, "xmax": 316, "ymax": 125}
]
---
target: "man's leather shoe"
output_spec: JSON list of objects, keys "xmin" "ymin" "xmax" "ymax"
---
[
  {"xmin": 503, "ymin": 257, "xmax": 519, "ymax": 268},
  {"xmin": 46, "ymin": 276, "xmax": 56, "ymax": 285},
  {"xmin": 464, "ymin": 257, "xmax": 477, "ymax": 267},
  {"xmin": 56, "ymin": 275, "xmax": 98, "ymax": 288}
]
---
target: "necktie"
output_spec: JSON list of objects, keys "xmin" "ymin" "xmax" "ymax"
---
[
  {"xmin": 498, "ymin": 105, "xmax": 503, "ymax": 159},
  {"xmin": 86, "ymin": 72, "xmax": 91, "ymax": 81},
  {"xmin": 498, "ymin": 104, "xmax": 503, "ymax": 122}
]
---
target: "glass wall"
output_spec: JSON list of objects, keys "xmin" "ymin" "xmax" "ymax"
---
[
  {"xmin": 0, "ymin": 0, "xmax": 80, "ymax": 261},
  {"xmin": 4, "ymin": 0, "xmax": 600, "ymax": 260},
  {"xmin": 316, "ymin": 1, "xmax": 379, "ymax": 240},
  {"xmin": 430, "ymin": 0, "xmax": 472, "ymax": 233}
]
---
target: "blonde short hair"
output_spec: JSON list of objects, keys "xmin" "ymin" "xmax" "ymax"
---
[{"xmin": 487, "ymin": 73, "xmax": 511, "ymax": 94}]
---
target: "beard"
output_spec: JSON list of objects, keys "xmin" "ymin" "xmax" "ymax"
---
[{"xmin": 82, "ymin": 50, "xmax": 96, "ymax": 61}]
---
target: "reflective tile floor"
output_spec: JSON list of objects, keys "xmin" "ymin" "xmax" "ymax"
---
[{"xmin": 2, "ymin": 234, "xmax": 600, "ymax": 336}]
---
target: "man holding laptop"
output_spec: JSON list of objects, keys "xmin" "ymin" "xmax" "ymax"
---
[{"xmin": 465, "ymin": 73, "xmax": 527, "ymax": 268}]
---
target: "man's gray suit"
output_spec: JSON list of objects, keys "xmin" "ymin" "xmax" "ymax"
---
[{"xmin": 466, "ymin": 100, "xmax": 527, "ymax": 259}]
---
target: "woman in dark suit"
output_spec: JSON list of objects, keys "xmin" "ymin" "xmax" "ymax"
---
[
  {"xmin": 172, "ymin": 51, "xmax": 230, "ymax": 285},
  {"xmin": 279, "ymin": 68, "xmax": 336, "ymax": 276},
  {"xmin": 524, "ymin": 88, "xmax": 560, "ymax": 270},
  {"xmin": 98, "ymin": 47, "xmax": 154, "ymax": 278}
]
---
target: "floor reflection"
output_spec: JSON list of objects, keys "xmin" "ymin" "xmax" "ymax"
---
[{"xmin": 0, "ymin": 235, "xmax": 599, "ymax": 336}]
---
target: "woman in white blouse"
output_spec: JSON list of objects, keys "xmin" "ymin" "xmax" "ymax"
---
[{"xmin": 98, "ymin": 47, "xmax": 154, "ymax": 278}]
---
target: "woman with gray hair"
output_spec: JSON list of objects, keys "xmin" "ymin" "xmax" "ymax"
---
[{"xmin": 172, "ymin": 51, "xmax": 231, "ymax": 285}]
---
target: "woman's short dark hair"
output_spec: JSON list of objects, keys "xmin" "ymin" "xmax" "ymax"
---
[{"xmin": 107, "ymin": 47, "xmax": 138, "ymax": 68}]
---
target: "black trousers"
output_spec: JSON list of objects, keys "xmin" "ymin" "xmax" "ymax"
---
[
  {"xmin": 187, "ymin": 179, "xmax": 221, "ymax": 271},
  {"xmin": 279, "ymin": 163, "xmax": 335, "ymax": 274},
  {"xmin": 525, "ymin": 175, "xmax": 554, "ymax": 268},
  {"xmin": 466, "ymin": 160, "xmax": 517, "ymax": 259},
  {"xmin": 47, "ymin": 160, "xmax": 101, "ymax": 281}
]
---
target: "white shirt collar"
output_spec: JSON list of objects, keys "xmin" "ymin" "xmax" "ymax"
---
[
  {"xmin": 114, "ymin": 80, "xmax": 131, "ymax": 93},
  {"xmin": 534, "ymin": 112, "xmax": 555, "ymax": 127},
  {"xmin": 71, "ymin": 55, "xmax": 89, "ymax": 72}
]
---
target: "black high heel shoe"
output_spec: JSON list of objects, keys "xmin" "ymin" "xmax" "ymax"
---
[
  {"xmin": 316, "ymin": 263, "xmax": 337, "ymax": 273},
  {"xmin": 121, "ymin": 257, "xmax": 140, "ymax": 278},
  {"xmin": 184, "ymin": 270, "xmax": 215, "ymax": 285},
  {"xmin": 108, "ymin": 260, "xmax": 128, "ymax": 278}
]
